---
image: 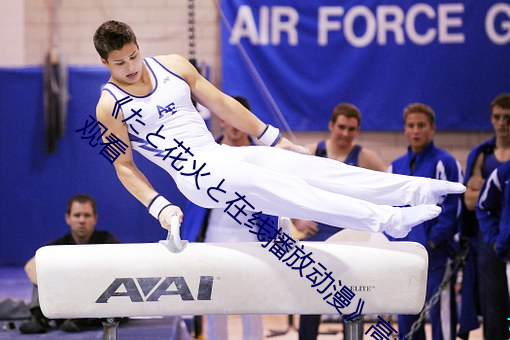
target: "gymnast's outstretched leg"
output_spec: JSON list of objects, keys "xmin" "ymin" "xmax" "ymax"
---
[
  {"xmin": 224, "ymin": 145, "xmax": 465, "ymax": 207},
  {"xmin": 178, "ymin": 153, "xmax": 442, "ymax": 238}
]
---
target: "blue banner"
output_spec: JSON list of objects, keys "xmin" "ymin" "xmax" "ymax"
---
[
  {"xmin": 0, "ymin": 67, "xmax": 187, "ymax": 265},
  {"xmin": 221, "ymin": 1, "xmax": 510, "ymax": 131}
]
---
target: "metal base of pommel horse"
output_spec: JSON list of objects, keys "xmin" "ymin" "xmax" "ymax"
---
[
  {"xmin": 102, "ymin": 318, "xmax": 119, "ymax": 340},
  {"xmin": 100, "ymin": 312, "xmax": 363, "ymax": 340},
  {"xmin": 35, "ymin": 229, "xmax": 428, "ymax": 340},
  {"xmin": 344, "ymin": 316, "xmax": 363, "ymax": 340}
]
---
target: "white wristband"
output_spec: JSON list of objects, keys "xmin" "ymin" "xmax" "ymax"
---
[
  {"xmin": 258, "ymin": 124, "xmax": 282, "ymax": 147},
  {"xmin": 148, "ymin": 195, "xmax": 173, "ymax": 220}
]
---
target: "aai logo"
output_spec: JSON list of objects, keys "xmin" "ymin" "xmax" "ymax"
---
[{"xmin": 96, "ymin": 276, "xmax": 214, "ymax": 303}]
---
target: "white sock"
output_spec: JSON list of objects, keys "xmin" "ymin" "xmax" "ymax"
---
[
  {"xmin": 411, "ymin": 180, "xmax": 466, "ymax": 205},
  {"xmin": 429, "ymin": 180, "xmax": 466, "ymax": 199},
  {"xmin": 386, "ymin": 204, "xmax": 442, "ymax": 238}
]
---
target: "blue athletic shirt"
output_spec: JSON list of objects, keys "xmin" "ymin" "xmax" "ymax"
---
[{"xmin": 301, "ymin": 141, "xmax": 361, "ymax": 241}]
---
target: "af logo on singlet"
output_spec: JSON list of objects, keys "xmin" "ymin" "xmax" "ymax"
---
[
  {"xmin": 156, "ymin": 102, "xmax": 177, "ymax": 118},
  {"xmin": 95, "ymin": 276, "xmax": 214, "ymax": 303}
]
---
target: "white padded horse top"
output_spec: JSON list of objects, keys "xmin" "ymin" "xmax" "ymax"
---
[{"xmin": 36, "ymin": 232, "xmax": 427, "ymax": 319}]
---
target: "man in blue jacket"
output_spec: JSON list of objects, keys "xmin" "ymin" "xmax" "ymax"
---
[
  {"xmin": 460, "ymin": 93, "xmax": 510, "ymax": 340},
  {"xmin": 474, "ymin": 116, "xmax": 510, "ymax": 340},
  {"xmin": 477, "ymin": 160, "xmax": 510, "ymax": 261},
  {"xmin": 388, "ymin": 103, "xmax": 462, "ymax": 340}
]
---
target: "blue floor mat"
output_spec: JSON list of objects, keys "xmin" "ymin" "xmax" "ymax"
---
[{"xmin": 0, "ymin": 317, "xmax": 192, "ymax": 339}]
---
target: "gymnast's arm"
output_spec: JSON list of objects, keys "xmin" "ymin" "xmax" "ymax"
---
[
  {"xmin": 96, "ymin": 92, "xmax": 183, "ymax": 230},
  {"xmin": 159, "ymin": 54, "xmax": 309, "ymax": 153}
]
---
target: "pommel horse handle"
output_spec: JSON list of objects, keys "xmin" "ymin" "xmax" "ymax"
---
[
  {"xmin": 159, "ymin": 215, "xmax": 188, "ymax": 253},
  {"xmin": 159, "ymin": 216, "xmax": 291, "ymax": 253}
]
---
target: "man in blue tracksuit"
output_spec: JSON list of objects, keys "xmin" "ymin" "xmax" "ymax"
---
[
  {"xmin": 296, "ymin": 103, "xmax": 386, "ymax": 340},
  {"xmin": 460, "ymin": 93, "xmax": 510, "ymax": 340},
  {"xmin": 456, "ymin": 137, "xmax": 494, "ymax": 339},
  {"xmin": 477, "ymin": 160, "xmax": 510, "ymax": 261},
  {"xmin": 474, "ymin": 117, "xmax": 510, "ymax": 340},
  {"xmin": 388, "ymin": 103, "xmax": 462, "ymax": 340}
]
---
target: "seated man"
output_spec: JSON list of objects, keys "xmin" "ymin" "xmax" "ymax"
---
[{"xmin": 19, "ymin": 194, "xmax": 120, "ymax": 334}]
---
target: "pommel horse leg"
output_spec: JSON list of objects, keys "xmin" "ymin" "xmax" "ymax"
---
[
  {"xmin": 102, "ymin": 318, "xmax": 119, "ymax": 340},
  {"xmin": 344, "ymin": 316, "xmax": 363, "ymax": 340},
  {"xmin": 333, "ymin": 229, "xmax": 398, "ymax": 340}
]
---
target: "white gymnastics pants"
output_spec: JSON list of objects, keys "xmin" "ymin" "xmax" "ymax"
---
[{"xmin": 172, "ymin": 144, "xmax": 439, "ymax": 234}]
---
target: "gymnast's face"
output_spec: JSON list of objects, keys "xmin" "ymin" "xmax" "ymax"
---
[
  {"xmin": 65, "ymin": 201, "xmax": 98, "ymax": 244},
  {"xmin": 102, "ymin": 42, "xmax": 143, "ymax": 85},
  {"xmin": 404, "ymin": 112, "xmax": 435, "ymax": 154},
  {"xmin": 329, "ymin": 115, "xmax": 360, "ymax": 148}
]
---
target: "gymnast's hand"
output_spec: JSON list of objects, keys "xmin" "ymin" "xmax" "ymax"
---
[
  {"xmin": 276, "ymin": 137, "xmax": 311, "ymax": 154},
  {"xmin": 158, "ymin": 205, "xmax": 184, "ymax": 231}
]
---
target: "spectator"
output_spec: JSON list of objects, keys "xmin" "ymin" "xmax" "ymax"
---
[
  {"xmin": 460, "ymin": 93, "xmax": 510, "ymax": 340},
  {"xmin": 296, "ymin": 102, "xmax": 385, "ymax": 340},
  {"xmin": 19, "ymin": 194, "xmax": 120, "ymax": 334},
  {"xmin": 181, "ymin": 96, "xmax": 275, "ymax": 340},
  {"xmin": 387, "ymin": 103, "xmax": 462, "ymax": 340}
]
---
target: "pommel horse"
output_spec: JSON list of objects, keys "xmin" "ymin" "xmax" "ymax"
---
[{"xmin": 36, "ymin": 218, "xmax": 428, "ymax": 339}]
